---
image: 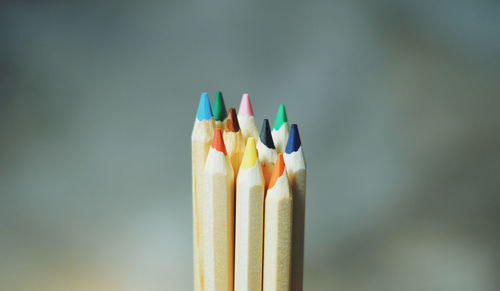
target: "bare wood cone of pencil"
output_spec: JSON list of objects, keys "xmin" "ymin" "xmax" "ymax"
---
[
  {"xmin": 257, "ymin": 119, "xmax": 277, "ymax": 189},
  {"xmin": 238, "ymin": 93, "xmax": 259, "ymax": 143},
  {"xmin": 271, "ymin": 104, "xmax": 289, "ymax": 154}
]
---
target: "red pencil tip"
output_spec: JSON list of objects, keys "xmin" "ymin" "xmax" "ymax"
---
[{"xmin": 212, "ymin": 128, "xmax": 227, "ymax": 155}]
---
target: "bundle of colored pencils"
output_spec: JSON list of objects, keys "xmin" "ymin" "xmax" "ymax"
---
[{"xmin": 192, "ymin": 92, "xmax": 306, "ymax": 291}]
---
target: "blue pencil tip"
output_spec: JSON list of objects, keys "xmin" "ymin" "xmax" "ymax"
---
[
  {"xmin": 285, "ymin": 124, "xmax": 301, "ymax": 154},
  {"xmin": 196, "ymin": 92, "xmax": 213, "ymax": 121}
]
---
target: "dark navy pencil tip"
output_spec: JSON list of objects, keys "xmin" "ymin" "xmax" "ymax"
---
[
  {"xmin": 196, "ymin": 92, "xmax": 213, "ymax": 121},
  {"xmin": 285, "ymin": 124, "xmax": 301, "ymax": 154},
  {"xmin": 260, "ymin": 119, "xmax": 275, "ymax": 149}
]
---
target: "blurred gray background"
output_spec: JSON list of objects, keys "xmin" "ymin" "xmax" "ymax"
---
[{"xmin": 1, "ymin": 0, "xmax": 500, "ymax": 290}]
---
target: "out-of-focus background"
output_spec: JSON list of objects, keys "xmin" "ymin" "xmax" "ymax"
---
[{"xmin": 1, "ymin": 0, "xmax": 500, "ymax": 290}]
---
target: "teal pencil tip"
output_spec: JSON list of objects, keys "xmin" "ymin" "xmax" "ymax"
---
[
  {"xmin": 273, "ymin": 104, "xmax": 288, "ymax": 130},
  {"xmin": 196, "ymin": 92, "xmax": 213, "ymax": 121},
  {"xmin": 213, "ymin": 91, "xmax": 227, "ymax": 121}
]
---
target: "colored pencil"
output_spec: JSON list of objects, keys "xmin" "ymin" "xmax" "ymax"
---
[
  {"xmin": 203, "ymin": 128, "xmax": 235, "ymax": 291},
  {"xmin": 284, "ymin": 124, "xmax": 306, "ymax": 291},
  {"xmin": 238, "ymin": 93, "xmax": 259, "ymax": 142},
  {"xmin": 213, "ymin": 91, "xmax": 227, "ymax": 129},
  {"xmin": 191, "ymin": 92, "xmax": 215, "ymax": 291},
  {"xmin": 192, "ymin": 93, "xmax": 306, "ymax": 291},
  {"xmin": 263, "ymin": 154, "xmax": 292, "ymax": 291},
  {"xmin": 271, "ymin": 104, "xmax": 289, "ymax": 153},
  {"xmin": 223, "ymin": 108, "xmax": 245, "ymax": 177},
  {"xmin": 256, "ymin": 119, "xmax": 277, "ymax": 189},
  {"xmin": 234, "ymin": 137, "xmax": 265, "ymax": 291}
]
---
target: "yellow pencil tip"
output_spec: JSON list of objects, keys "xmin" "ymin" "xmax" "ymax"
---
[{"xmin": 241, "ymin": 137, "xmax": 258, "ymax": 170}]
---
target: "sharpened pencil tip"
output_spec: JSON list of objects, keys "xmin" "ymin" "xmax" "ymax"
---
[
  {"xmin": 196, "ymin": 92, "xmax": 213, "ymax": 121},
  {"xmin": 285, "ymin": 124, "xmax": 301, "ymax": 154},
  {"xmin": 240, "ymin": 137, "xmax": 258, "ymax": 170},
  {"xmin": 260, "ymin": 119, "xmax": 275, "ymax": 149},
  {"xmin": 213, "ymin": 91, "xmax": 227, "ymax": 122},
  {"xmin": 268, "ymin": 154, "xmax": 285, "ymax": 189},
  {"xmin": 224, "ymin": 108, "xmax": 240, "ymax": 132},
  {"xmin": 273, "ymin": 104, "xmax": 288, "ymax": 130},
  {"xmin": 238, "ymin": 93, "xmax": 254, "ymax": 116},
  {"xmin": 212, "ymin": 128, "xmax": 227, "ymax": 155}
]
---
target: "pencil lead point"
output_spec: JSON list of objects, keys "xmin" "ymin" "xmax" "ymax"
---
[
  {"xmin": 212, "ymin": 128, "xmax": 227, "ymax": 155},
  {"xmin": 268, "ymin": 153, "xmax": 285, "ymax": 189},
  {"xmin": 224, "ymin": 108, "xmax": 240, "ymax": 132},
  {"xmin": 285, "ymin": 124, "xmax": 301, "ymax": 154},
  {"xmin": 260, "ymin": 119, "xmax": 275, "ymax": 149},
  {"xmin": 196, "ymin": 92, "xmax": 213, "ymax": 121},
  {"xmin": 273, "ymin": 104, "xmax": 288, "ymax": 130},
  {"xmin": 213, "ymin": 91, "xmax": 227, "ymax": 122},
  {"xmin": 238, "ymin": 93, "xmax": 254, "ymax": 116},
  {"xmin": 241, "ymin": 137, "xmax": 258, "ymax": 170}
]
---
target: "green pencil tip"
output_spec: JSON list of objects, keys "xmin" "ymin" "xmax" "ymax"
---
[
  {"xmin": 213, "ymin": 91, "xmax": 227, "ymax": 122},
  {"xmin": 273, "ymin": 104, "xmax": 288, "ymax": 130}
]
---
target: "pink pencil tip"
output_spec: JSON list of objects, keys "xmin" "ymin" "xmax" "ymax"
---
[{"xmin": 238, "ymin": 93, "xmax": 254, "ymax": 116}]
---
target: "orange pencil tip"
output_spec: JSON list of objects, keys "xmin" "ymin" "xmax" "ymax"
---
[
  {"xmin": 212, "ymin": 128, "xmax": 227, "ymax": 155},
  {"xmin": 268, "ymin": 154, "xmax": 285, "ymax": 189}
]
